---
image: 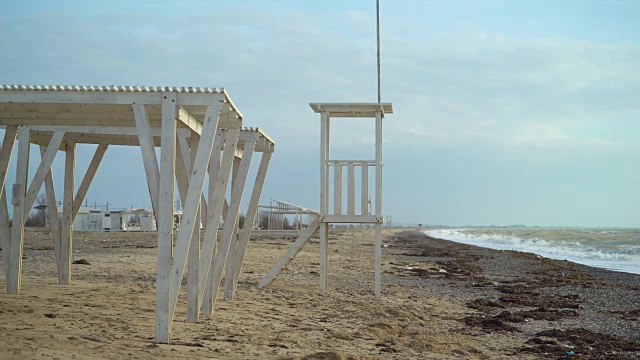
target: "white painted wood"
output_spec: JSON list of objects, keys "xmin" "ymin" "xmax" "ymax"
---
[
  {"xmin": 309, "ymin": 103, "xmax": 393, "ymax": 115},
  {"xmin": 8, "ymin": 126, "xmax": 30, "ymax": 294},
  {"xmin": 361, "ymin": 165, "xmax": 369, "ymax": 215},
  {"xmin": 200, "ymin": 129, "xmax": 238, "ymax": 317},
  {"xmin": 60, "ymin": 140, "xmax": 75, "ymax": 286},
  {"xmin": 347, "ymin": 164, "xmax": 355, "ymax": 215},
  {"xmin": 258, "ymin": 218, "xmax": 320, "ymax": 287},
  {"xmin": 71, "ymin": 144, "xmax": 108, "ymax": 221},
  {"xmin": 155, "ymin": 92, "xmax": 177, "ymax": 344},
  {"xmin": 178, "ymin": 107, "xmax": 203, "ymax": 136},
  {"xmin": 0, "ymin": 89, "xmax": 226, "ymax": 106},
  {"xmin": 0, "ymin": 189, "xmax": 11, "ymax": 280},
  {"xmin": 186, "ymin": 134, "xmax": 201, "ymax": 324},
  {"xmin": 27, "ymin": 125, "xmax": 161, "ymax": 136},
  {"xmin": 0, "ymin": 126, "xmax": 16, "ymax": 280},
  {"xmin": 0, "ymin": 126, "xmax": 17, "ymax": 196},
  {"xmin": 40, "ymin": 146, "xmax": 62, "ymax": 281},
  {"xmin": 319, "ymin": 112, "xmax": 330, "ymax": 296},
  {"xmin": 321, "ymin": 215, "xmax": 381, "ymax": 223},
  {"xmin": 375, "ymin": 223, "xmax": 382, "ymax": 299},
  {"xmin": 320, "ymin": 112, "xmax": 329, "ymax": 216},
  {"xmin": 167, "ymin": 105, "xmax": 221, "ymax": 322},
  {"xmin": 375, "ymin": 110, "xmax": 383, "ymax": 299},
  {"xmin": 333, "ymin": 165, "xmax": 342, "ymax": 215},
  {"xmin": 223, "ymin": 156, "xmax": 242, "ymax": 300},
  {"xmin": 207, "ymin": 135, "xmax": 256, "ymax": 313},
  {"xmin": 133, "ymin": 104, "xmax": 160, "ymax": 217},
  {"xmin": 225, "ymin": 151, "xmax": 272, "ymax": 300},
  {"xmin": 22, "ymin": 131, "xmax": 65, "ymax": 219},
  {"xmin": 319, "ymin": 222, "xmax": 328, "ymax": 295}
]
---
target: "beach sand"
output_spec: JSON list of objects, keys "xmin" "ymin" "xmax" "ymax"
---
[{"xmin": 0, "ymin": 228, "xmax": 638, "ymax": 359}]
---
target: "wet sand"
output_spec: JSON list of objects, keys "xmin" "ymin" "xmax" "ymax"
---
[{"xmin": 0, "ymin": 228, "xmax": 638, "ymax": 359}]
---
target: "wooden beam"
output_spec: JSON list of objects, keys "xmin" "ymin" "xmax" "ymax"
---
[
  {"xmin": 361, "ymin": 165, "xmax": 369, "ymax": 215},
  {"xmin": 333, "ymin": 165, "xmax": 342, "ymax": 215},
  {"xmin": 223, "ymin": 156, "xmax": 241, "ymax": 299},
  {"xmin": 206, "ymin": 135, "xmax": 256, "ymax": 314},
  {"xmin": 0, "ymin": 126, "xmax": 17, "ymax": 195},
  {"xmin": 258, "ymin": 218, "xmax": 321, "ymax": 287},
  {"xmin": 225, "ymin": 151, "xmax": 272, "ymax": 300},
  {"xmin": 347, "ymin": 164, "xmax": 355, "ymax": 215},
  {"xmin": 0, "ymin": 189, "xmax": 11, "ymax": 280},
  {"xmin": 0, "ymin": 126, "xmax": 17, "ymax": 280},
  {"xmin": 22, "ymin": 131, "xmax": 65, "ymax": 219},
  {"xmin": 133, "ymin": 104, "xmax": 160, "ymax": 217},
  {"xmin": 71, "ymin": 144, "xmax": 108, "ymax": 221},
  {"xmin": 8, "ymin": 125, "xmax": 30, "ymax": 294},
  {"xmin": 186, "ymin": 134, "xmax": 201, "ymax": 324},
  {"xmin": 155, "ymin": 92, "xmax": 177, "ymax": 344},
  {"xmin": 0, "ymin": 88, "xmax": 226, "ymax": 106},
  {"xmin": 375, "ymin": 223, "xmax": 382, "ymax": 299},
  {"xmin": 200, "ymin": 129, "xmax": 239, "ymax": 317},
  {"xmin": 40, "ymin": 146, "xmax": 62, "ymax": 280},
  {"xmin": 60, "ymin": 140, "xmax": 75, "ymax": 286},
  {"xmin": 319, "ymin": 112, "xmax": 330, "ymax": 295},
  {"xmin": 375, "ymin": 110, "xmax": 383, "ymax": 299},
  {"xmin": 167, "ymin": 104, "xmax": 221, "ymax": 324}
]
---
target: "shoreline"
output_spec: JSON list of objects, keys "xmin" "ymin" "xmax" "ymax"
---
[{"xmin": 0, "ymin": 228, "xmax": 638, "ymax": 359}]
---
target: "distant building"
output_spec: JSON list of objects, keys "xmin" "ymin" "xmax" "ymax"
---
[{"xmin": 45, "ymin": 207, "xmax": 158, "ymax": 232}]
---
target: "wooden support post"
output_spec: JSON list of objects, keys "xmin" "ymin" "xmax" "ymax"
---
[
  {"xmin": 133, "ymin": 104, "xmax": 160, "ymax": 218},
  {"xmin": 347, "ymin": 164, "xmax": 355, "ymax": 215},
  {"xmin": 167, "ymin": 104, "xmax": 220, "ymax": 324},
  {"xmin": 259, "ymin": 218, "xmax": 320, "ymax": 287},
  {"xmin": 186, "ymin": 135, "xmax": 201, "ymax": 324},
  {"xmin": 223, "ymin": 156, "xmax": 241, "ymax": 300},
  {"xmin": 206, "ymin": 136, "xmax": 256, "ymax": 314},
  {"xmin": 333, "ymin": 165, "xmax": 342, "ymax": 215},
  {"xmin": 361, "ymin": 165, "xmax": 369, "ymax": 215},
  {"xmin": 41, "ymin": 146, "xmax": 62, "ymax": 279},
  {"xmin": 71, "ymin": 144, "xmax": 108, "ymax": 222},
  {"xmin": 60, "ymin": 140, "xmax": 75, "ymax": 286},
  {"xmin": 155, "ymin": 92, "xmax": 177, "ymax": 344},
  {"xmin": 374, "ymin": 110, "xmax": 383, "ymax": 299},
  {"xmin": 8, "ymin": 126, "xmax": 30, "ymax": 294},
  {"xmin": 200, "ymin": 129, "xmax": 238, "ymax": 317},
  {"xmin": 0, "ymin": 126, "xmax": 17, "ymax": 281},
  {"xmin": 319, "ymin": 222, "xmax": 329, "ymax": 295},
  {"xmin": 0, "ymin": 126, "xmax": 17, "ymax": 198},
  {"xmin": 225, "ymin": 151, "xmax": 273, "ymax": 300},
  {"xmin": 319, "ymin": 112, "xmax": 330, "ymax": 295}
]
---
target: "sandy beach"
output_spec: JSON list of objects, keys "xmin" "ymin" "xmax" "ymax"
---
[{"xmin": 0, "ymin": 228, "xmax": 638, "ymax": 359}]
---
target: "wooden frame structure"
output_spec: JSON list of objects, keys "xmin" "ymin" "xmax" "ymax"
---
[
  {"xmin": 259, "ymin": 103, "xmax": 392, "ymax": 299},
  {"xmin": 254, "ymin": 199, "xmax": 319, "ymax": 232},
  {"xmin": 0, "ymin": 85, "xmax": 275, "ymax": 344}
]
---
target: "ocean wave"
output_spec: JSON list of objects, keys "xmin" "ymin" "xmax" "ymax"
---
[{"xmin": 424, "ymin": 229, "xmax": 640, "ymax": 275}]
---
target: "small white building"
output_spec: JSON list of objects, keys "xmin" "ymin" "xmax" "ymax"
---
[{"xmin": 54, "ymin": 207, "xmax": 127, "ymax": 232}]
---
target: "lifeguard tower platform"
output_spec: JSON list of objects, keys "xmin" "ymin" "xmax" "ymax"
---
[{"xmin": 260, "ymin": 102, "xmax": 392, "ymax": 298}]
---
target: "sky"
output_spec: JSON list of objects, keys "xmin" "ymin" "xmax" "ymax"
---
[{"xmin": 1, "ymin": 0, "xmax": 639, "ymax": 227}]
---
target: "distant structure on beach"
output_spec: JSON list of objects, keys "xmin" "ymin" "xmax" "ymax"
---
[{"xmin": 254, "ymin": 199, "xmax": 319, "ymax": 232}]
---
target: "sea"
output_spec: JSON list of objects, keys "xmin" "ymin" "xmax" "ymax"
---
[{"xmin": 424, "ymin": 228, "xmax": 640, "ymax": 275}]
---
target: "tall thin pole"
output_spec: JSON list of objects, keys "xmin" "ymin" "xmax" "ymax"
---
[{"xmin": 376, "ymin": 0, "xmax": 381, "ymax": 103}]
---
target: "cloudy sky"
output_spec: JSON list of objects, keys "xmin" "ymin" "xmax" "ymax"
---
[{"xmin": 1, "ymin": 0, "xmax": 639, "ymax": 227}]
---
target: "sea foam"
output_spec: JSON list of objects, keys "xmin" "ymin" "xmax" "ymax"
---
[{"xmin": 424, "ymin": 228, "xmax": 640, "ymax": 275}]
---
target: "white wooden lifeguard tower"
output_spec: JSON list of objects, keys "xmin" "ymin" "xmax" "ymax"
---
[
  {"xmin": 0, "ymin": 85, "xmax": 275, "ymax": 344},
  {"xmin": 260, "ymin": 103, "xmax": 392, "ymax": 299}
]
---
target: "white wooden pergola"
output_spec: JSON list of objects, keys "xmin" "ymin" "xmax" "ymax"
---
[
  {"xmin": 259, "ymin": 103, "xmax": 392, "ymax": 299},
  {"xmin": 0, "ymin": 85, "xmax": 275, "ymax": 344}
]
